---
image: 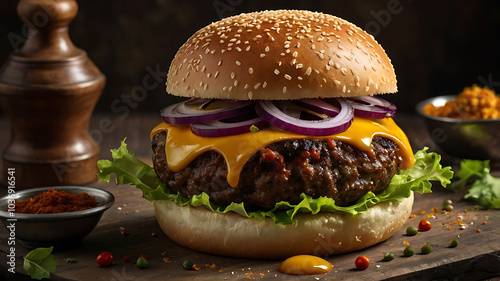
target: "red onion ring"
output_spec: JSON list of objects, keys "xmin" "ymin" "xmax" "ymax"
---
[
  {"xmin": 255, "ymin": 99, "xmax": 354, "ymax": 136},
  {"xmin": 348, "ymin": 96, "xmax": 396, "ymax": 119},
  {"xmin": 161, "ymin": 98, "xmax": 254, "ymax": 125},
  {"xmin": 293, "ymin": 99, "xmax": 340, "ymax": 117},
  {"xmin": 191, "ymin": 117, "xmax": 270, "ymax": 137}
]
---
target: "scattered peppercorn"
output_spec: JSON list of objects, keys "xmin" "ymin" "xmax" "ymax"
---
[
  {"xmin": 442, "ymin": 199, "xmax": 452, "ymax": 208},
  {"xmin": 421, "ymin": 244, "xmax": 433, "ymax": 254},
  {"xmin": 418, "ymin": 219, "xmax": 432, "ymax": 231},
  {"xmin": 354, "ymin": 256, "xmax": 370, "ymax": 270},
  {"xmin": 383, "ymin": 252, "xmax": 395, "ymax": 261},
  {"xmin": 183, "ymin": 259, "xmax": 195, "ymax": 270},
  {"xmin": 136, "ymin": 257, "xmax": 148, "ymax": 269},
  {"xmin": 450, "ymin": 238, "xmax": 458, "ymax": 248},
  {"xmin": 406, "ymin": 226, "xmax": 418, "ymax": 236},
  {"xmin": 403, "ymin": 247, "xmax": 415, "ymax": 257},
  {"xmin": 96, "ymin": 252, "xmax": 113, "ymax": 267}
]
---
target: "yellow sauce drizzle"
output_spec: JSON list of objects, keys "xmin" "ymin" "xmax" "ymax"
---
[
  {"xmin": 150, "ymin": 117, "xmax": 415, "ymax": 187},
  {"xmin": 278, "ymin": 255, "xmax": 333, "ymax": 275}
]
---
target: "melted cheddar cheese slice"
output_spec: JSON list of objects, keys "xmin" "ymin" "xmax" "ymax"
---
[{"xmin": 151, "ymin": 117, "xmax": 415, "ymax": 187}]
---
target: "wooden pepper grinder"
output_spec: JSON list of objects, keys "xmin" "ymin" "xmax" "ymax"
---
[{"xmin": 0, "ymin": 0, "xmax": 105, "ymax": 189}]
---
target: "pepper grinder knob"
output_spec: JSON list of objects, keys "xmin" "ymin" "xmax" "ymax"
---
[{"xmin": 0, "ymin": 0, "xmax": 105, "ymax": 189}]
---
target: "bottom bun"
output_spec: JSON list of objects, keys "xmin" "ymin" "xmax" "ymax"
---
[{"xmin": 153, "ymin": 192, "xmax": 414, "ymax": 259}]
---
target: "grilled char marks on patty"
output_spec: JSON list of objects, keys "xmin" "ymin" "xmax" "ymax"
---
[{"xmin": 151, "ymin": 131, "xmax": 402, "ymax": 211}]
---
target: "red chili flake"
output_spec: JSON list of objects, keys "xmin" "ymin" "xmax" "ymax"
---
[
  {"xmin": 193, "ymin": 264, "xmax": 201, "ymax": 271},
  {"xmin": 310, "ymin": 148, "xmax": 320, "ymax": 160},
  {"xmin": 259, "ymin": 148, "xmax": 276, "ymax": 162},
  {"xmin": 121, "ymin": 230, "xmax": 130, "ymax": 236},
  {"xmin": 245, "ymin": 272, "xmax": 254, "ymax": 279},
  {"xmin": 483, "ymin": 221, "xmax": 487, "ymax": 225},
  {"xmin": 206, "ymin": 263, "xmax": 217, "ymax": 270},
  {"xmin": 300, "ymin": 150, "xmax": 310, "ymax": 158},
  {"xmin": 139, "ymin": 254, "xmax": 148, "ymax": 260},
  {"xmin": 477, "ymin": 229, "xmax": 481, "ymax": 233},
  {"xmin": 163, "ymin": 257, "xmax": 172, "ymax": 263},
  {"xmin": 123, "ymin": 256, "xmax": 131, "ymax": 262},
  {"xmin": 327, "ymin": 138, "xmax": 336, "ymax": 148}
]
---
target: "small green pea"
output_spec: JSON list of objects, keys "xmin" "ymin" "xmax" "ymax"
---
[
  {"xmin": 406, "ymin": 226, "xmax": 418, "ymax": 236},
  {"xmin": 136, "ymin": 257, "xmax": 148, "ymax": 269},
  {"xmin": 182, "ymin": 259, "xmax": 194, "ymax": 270},
  {"xmin": 442, "ymin": 199, "xmax": 452, "ymax": 208},
  {"xmin": 383, "ymin": 252, "xmax": 395, "ymax": 261},
  {"xmin": 450, "ymin": 238, "xmax": 458, "ymax": 248},
  {"xmin": 444, "ymin": 204, "xmax": 454, "ymax": 212},
  {"xmin": 421, "ymin": 244, "xmax": 433, "ymax": 254},
  {"xmin": 403, "ymin": 247, "xmax": 415, "ymax": 257}
]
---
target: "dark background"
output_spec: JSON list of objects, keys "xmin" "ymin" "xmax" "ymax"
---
[{"xmin": 1, "ymin": 0, "xmax": 499, "ymax": 114}]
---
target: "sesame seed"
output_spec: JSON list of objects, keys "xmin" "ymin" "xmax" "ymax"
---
[
  {"xmin": 218, "ymin": 60, "xmax": 223, "ymax": 66},
  {"xmin": 282, "ymin": 86, "xmax": 287, "ymax": 93},
  {"xmin": 248, "ymin": 67, "xmax": 253, "ymax": 74},
  {"xmin": 214, "ymin": 71, "xmax": 220, "ymax": 78},
  {"xmin": 274, "ymin": 69, "xmax": 280, "ymax": 75},
  {"xmin": 234, "ymin": 80, "xmax": 239, "ymax": 87},
  {"xmin": 265, "ymin": 46, "xmax": 270, "ymax": 52},
  {"xmin": 236, "ymin": 47, "xmax": 242, "ymax": 52},
  {"xmin": 297, "ymin": 76, "xmax": 303, "ymax": 80},
  {"xmin": 305, "ymin": 67, "xmax": 312, "ymax": 75},
  {"xmin": 260, "ymin": 54, "xmax": 266, "ymax": 58},
  {"xmin": 246, "ymin": 46, "xmax": 251, "ymax": 51},
  {"xmin": 248, "ymin": 92, "xmax": 253, "ymax": 99},
  {"xmin": 244, "ymin": 84, "xmax": 249, "ymax": 89},
  {"xmin": 236, "ymin": 61, "xmax": 241, "ymax": 66},
  {"xmin": 292, "ymin": 51, "xmax": 298, "ymax": 57},
  {"xmin": 296, "ymin": 64, "xmax": 303, "ymax": 69},
  {"xmin": 254, "ymin": 82, "xmax": 261, "ymax": 89},
  {"xmin": 280, "ymin": 53, "xmax": 285, "ymax": 57},
  {"xmin": 284, "ymin": 74, "xmax": 292, "ymax": 80},
  {"xmin": 230, "ymin": 72, "xmax": 235, "ymax": 79},
  {"xmin": 262, "ymin": 81, "xmax": 267, "ymax": 88}
]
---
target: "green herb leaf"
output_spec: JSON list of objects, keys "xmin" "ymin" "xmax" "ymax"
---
[
  {"xmin": 23, "ymin": 247, "xmax": 57, "ymax": 280},
  {"xmin": 249, "ymin": 125, "xmax": 259, "ymax": 132},
  {"xmin": 448, "ymin": 159, "xmax": 500, "ymax": 209},
  {"xmin": 447, "ymin": 159, "xmax": 490, "ymax": 191},
  {"xmin": 98, "ymin": 142, "xmax": 453, "ymax": 225}
]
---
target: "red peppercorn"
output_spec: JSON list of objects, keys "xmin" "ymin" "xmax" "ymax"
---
[
  {"xmin": 96, "ymin": 252, "xmax": 113, "ymax": 267},
  {"xmin": 418, "ymin": 219, "xmax": 432, "ymax": 231},
  {"xmin": 355, "ymin": 256, "xmax": 370, "ymax": 270}
]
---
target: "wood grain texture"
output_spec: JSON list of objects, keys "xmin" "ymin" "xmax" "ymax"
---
[{"xmin": 0, "ymin": 113, "xmax": 499, "ymax": 280}]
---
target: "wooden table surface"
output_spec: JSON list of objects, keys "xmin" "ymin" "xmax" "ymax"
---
[{"xmin": 0, "ymin": 113, "xmax": 499, "ymax": 281}]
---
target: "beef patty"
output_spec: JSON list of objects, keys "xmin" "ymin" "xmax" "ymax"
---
[{"xmin": 151, "ymin": 131, "xmax": 403, "ymax": 211}]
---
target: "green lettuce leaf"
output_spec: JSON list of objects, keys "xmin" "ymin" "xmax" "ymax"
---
[
  {"xmin": 449, "ymin": 159, "xmax": 500, "ymax": 209},
  {"xmin": 97, "ymin": 141, "xmax": 453, "ymax": 225}
]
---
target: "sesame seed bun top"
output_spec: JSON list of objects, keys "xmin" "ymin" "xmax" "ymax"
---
[{"xmin": 166, "ymin": 10, "xmax": 397, "ymax": 100}]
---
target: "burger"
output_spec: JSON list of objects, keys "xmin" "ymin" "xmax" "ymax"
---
[{"xmin": 98, "ymin": 10, "xmax": 452, "ymax": 259}]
